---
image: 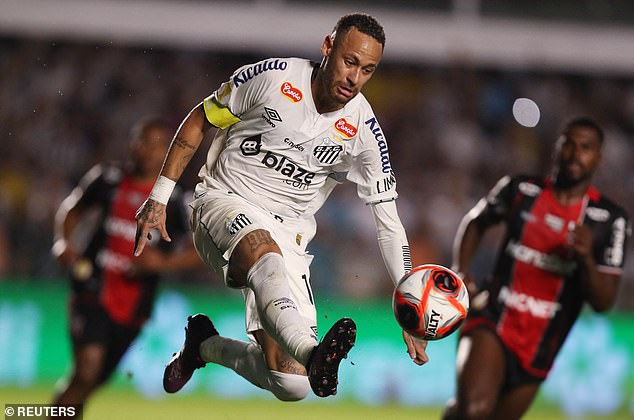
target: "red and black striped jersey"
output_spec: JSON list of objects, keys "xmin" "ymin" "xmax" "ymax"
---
[
  {"xmin": 70, "ymin": 162, "xmax": 189, "ymax": 327},
  {"xmin": 469, "ymin": 174, "xmax": 630, "ymax": 377}
]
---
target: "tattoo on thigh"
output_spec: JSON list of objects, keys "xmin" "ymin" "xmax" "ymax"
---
[{"xmin": 246, "ymin": 230, "xmax": 275, "ymax": 253}]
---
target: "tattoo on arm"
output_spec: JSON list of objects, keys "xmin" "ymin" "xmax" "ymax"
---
[{"xmin": 173, "ymin": 136, "xmax": 196, "ymax": 151}]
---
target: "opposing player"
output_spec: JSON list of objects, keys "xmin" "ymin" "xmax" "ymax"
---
[
  {"xmin": 134, "ymin": 13, "xmax": 428, "ymax": 400},
  {"xmin": 443, "ymin": 117, "xmax": 630, "ymax": 419},
  {"xmin": 52, "ymin": 117, "xmax": 201, "ymax": 414}
]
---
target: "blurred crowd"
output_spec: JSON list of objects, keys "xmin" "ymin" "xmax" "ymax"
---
[{"xmin": 1, "ymin": 37, "xmax": 632, "ymax": 308}]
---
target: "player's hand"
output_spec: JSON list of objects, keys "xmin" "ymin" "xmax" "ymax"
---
[
  {"xmin": 569, "ymin": 224, "xmax": 593, "ymax": 258},
  {"xmin": 51, "ymin": 238, "xmax": 80, "ymax": 268},
  {"xmin": 134, "ymin": 199, "xmax": 171, "ymax": 256},
  {"xmin": 402, "ymin": 329, "xmax": 429, "ymax": 366}
]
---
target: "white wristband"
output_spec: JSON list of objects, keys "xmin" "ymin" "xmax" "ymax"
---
[{"xmin": 149, "ymin": 176, "xmax": 176, "ymax": 205}]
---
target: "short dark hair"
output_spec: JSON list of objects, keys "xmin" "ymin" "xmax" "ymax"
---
[
  {"xmin": 563, "ymin": 117, "xmax": 604, "ymax": 145},
  {"xmin": 332, "ymin": 13, "xmax": 386, "ymax": 49},
  {"xmin": 130, "ymin": 115, "xmax": 171, "ymax": 141}
]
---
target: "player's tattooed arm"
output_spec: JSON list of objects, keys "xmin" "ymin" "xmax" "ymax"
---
[
  {"xmin": 160, "ymin": 103, "xmax": 209, "ymax": 180},
  {"xmin": 172, "ymin": 135, "xmax": 197, "ymax": 174}
]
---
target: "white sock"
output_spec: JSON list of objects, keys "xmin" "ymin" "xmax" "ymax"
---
[
  {"xmin": 246, "ymin": 252, "xmax": 317, "ymax": 366},
  {"xmin": 200, "ymin": 335, "xmax": 310, "ymax": 401},
  {"xmin": 200, "ymin": 335, "xmax": 270, "ymax": 388}
]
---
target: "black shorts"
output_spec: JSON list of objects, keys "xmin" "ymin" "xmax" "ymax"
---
[
  {"xmin": 462, "ymin": 319, "xmax": 544, "ymax": 393},
  {"xmin": 69, "ymin": 295, "xmax": 140, "ymax": 383}
]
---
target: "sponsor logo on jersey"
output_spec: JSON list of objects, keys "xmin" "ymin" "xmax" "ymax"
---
[
  {"xmin": 240, "ymin": 135, "xmax": 262, "ymax": 156},
  {"xmin": 364, "ymin": 117, "xmax": 392, "ymax": 173},
  {"xmin": 105, "ymin": 216, "xmax": 137, "ymax": 242},
  {"xmin": 586, "ymin": 206, "xmax": 610, "ymax": 222},
  {"xmin": 605, "ymin": 217, "xmax": 627, "ymax": 266},
  {"xmin": 376, "ymin": 171, "xmax": 396, "ymax": 194},
  {"xmin": 334, "ymin": 118, "xmax": 357, "ymax": 138},
  {"xmin": 284, "ymin": 137, "xmax": 304, "ymax": 152},
  {"xmin": 498, "ymin": 286, "xmax": 561, "ymax": 319},
  {"xmin": 262, "ymin": 107, "xmax": 282, "ymax": 127},
  {"xmin": 506, "ymin": 240, "xmax": 576, "ymax": 275},
  {"xmin": 226, "ymin": 213, "xmax": 252, "ymax": 235},
  {"xmin": 281, "ymin": 82, "xmax": 303, "ymax": 103},
  {"xmin": 261, "ymin": 151, "xmax": 315, "ymax": 190},
  {"xmin": 544, "ymin": 213, "xmax": 565, "ymax": 233},
  {"xmin": 313, "ymin": 144, "xmax": 342, "ymax": 164},
  {"xmin": 518, "ymin": 181, "xmax": 542, "ymax": 196},
  {"xmin": 233, "ymin": 59, "xmax": 288, "ymax": 87}
]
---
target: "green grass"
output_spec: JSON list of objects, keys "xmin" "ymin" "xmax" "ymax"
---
[{"xmin": 1, "ymin": 386, "xmax": 631, "ymax": 420}]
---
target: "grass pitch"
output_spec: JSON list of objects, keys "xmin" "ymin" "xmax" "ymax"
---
[{"xmin": 1, "ymin": 386, "xmax": 630, "ymax": 420}]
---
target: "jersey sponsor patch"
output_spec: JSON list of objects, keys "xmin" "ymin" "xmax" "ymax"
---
[
  {"xmin": 281, "ymin": 82, "xmax": 303, "ymax": 103},
  {"xmin": 519, "ymin": 181, "xmax": 542, "ymax": 196},
  {"xmin": 240, "ymin": 135, "xmax": 262, "ymax": 156},
  {"xmin": 498, "ymin": 285, "xmax": 561, "ymax": 319},
  {"xmin": 506, "ymin": 240, "xmax": 576, "ymax": 275},
  {"xmin": 233, "ymin": 59, "xmax": 288, "ymax": 87},
  {"xmin": 586, "ymin": 206, "xmax": 610, "ymax": 222},
  {"xmin": 364, "ymin": 117, "xmax": 391, "ymax": 173},
  {"xmin": 334, "ymin": 118, "xmax": 357, "ymax": 138}
]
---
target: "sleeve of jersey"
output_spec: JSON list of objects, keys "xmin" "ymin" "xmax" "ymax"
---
[
  {"xmin": 595, "ymin": 211, "xmax": 630, "ymax": 275},
  {"xmin": 202, "ymin": 61, "xmax": 271, "ymax": 129},
  {"xmin": 347, "ymin": 115, "xmax": 398, "ymax": 205},
  {"xmin": 479, "ymin": 175, "xmax": 515, "ymax": 224},
  {"xmin": 73, "ymin": 164, "xmax": 108, "ymax": 208},
  {"xmin": 370, "ymin": 200, "xmax": 412, "ymax": 286}
]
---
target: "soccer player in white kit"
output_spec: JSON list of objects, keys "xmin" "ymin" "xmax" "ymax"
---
[{"xmin": 134, "ymin": 13, "xmax": 429, "ymax": 400}]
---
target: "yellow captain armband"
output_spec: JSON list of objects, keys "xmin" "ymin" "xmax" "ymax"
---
[{"xmin": 203, "ymin": 97, "xmax": 240, "ymax": 129}]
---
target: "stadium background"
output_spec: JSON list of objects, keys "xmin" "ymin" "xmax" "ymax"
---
[{"xmin": 0, "ymin": 1, "xmax": 633, "ymax": 419}]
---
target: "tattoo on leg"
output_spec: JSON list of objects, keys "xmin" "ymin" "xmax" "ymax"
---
[
  {"xmin": 279, "ymin": 353, "xmax": 307, "ymax": 375},
  {"xmin": 246, "ymin": 231, "xmax": 276, "ymax": 253}
]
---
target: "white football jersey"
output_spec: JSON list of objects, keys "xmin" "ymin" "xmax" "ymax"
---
[{"xmin": 197, "ymin": 57, "xmax": 398, "ymax": 220}]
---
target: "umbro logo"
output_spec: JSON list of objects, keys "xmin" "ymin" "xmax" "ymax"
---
[{"xmin": 262, "ymin": 107, "xmax": 282, "ymax": 127}]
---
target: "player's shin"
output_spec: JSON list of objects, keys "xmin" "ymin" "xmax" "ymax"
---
[{"xmin": 246, "ymin": 252, "xmax": 317, "ymax": 366}]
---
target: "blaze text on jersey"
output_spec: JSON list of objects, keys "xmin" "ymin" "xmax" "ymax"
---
[{"xmin": 261, "ymin": 151, "xmax": 315, "ymax": 190}]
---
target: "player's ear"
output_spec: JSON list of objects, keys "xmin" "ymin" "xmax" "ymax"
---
[{"xmin": 321, "ymin": 34, "xmax": 334, "ymax": 57}]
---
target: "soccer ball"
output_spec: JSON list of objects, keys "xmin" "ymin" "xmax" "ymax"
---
[{"xmin": 393, "ymin": 264, "xmax": 469, "ymax": 340}]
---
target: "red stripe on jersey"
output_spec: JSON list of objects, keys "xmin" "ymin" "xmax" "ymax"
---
[
  {"xmin": 498, "ymin": 184, "xmax": 587, "ymax": 375},
  {"xmin": 100, "ymin": 177, "xmax": 153, "ymax": 326}
]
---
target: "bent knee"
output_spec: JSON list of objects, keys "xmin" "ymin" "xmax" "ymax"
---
[{"xmin": 269, "ymin": 371, "xmax": 311, "ymax": 401}]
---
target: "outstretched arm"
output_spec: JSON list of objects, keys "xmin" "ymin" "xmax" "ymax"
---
[
  {"xmin": 134, "ymin": 104, "xmax": 210, "ymax": 256},
  {"xmin": 370, "ymin": 200, "xmax": 428, "ymax": 365}
]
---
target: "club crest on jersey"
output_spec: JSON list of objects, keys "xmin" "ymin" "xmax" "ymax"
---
[
  {"xmin": 281, "ymin": 82, "xmax": 303, "ymax": 103},
  {"xmin": 334, "ymin": 118, "xmax": 357, "ymax": 138},
  {"xmin": 226, "ymin": 213, "xmax": 252, "ymax": 235},
  {"xmin": 313, "ymin": 140, "xmax": 343, "ymax": 165}
]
